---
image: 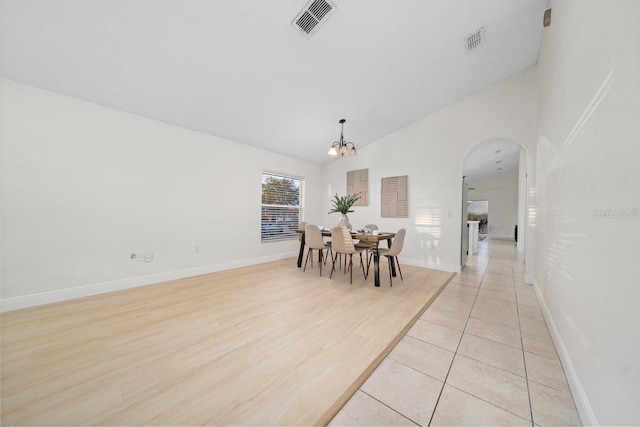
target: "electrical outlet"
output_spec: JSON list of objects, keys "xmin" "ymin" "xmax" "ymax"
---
[
  {"xmin": 144, "ymin": 253, "xmax": 153, "ymax": 262},
  {"xmin": 131, "ymin": 253, "xmax": 144, "ymax": 262}
]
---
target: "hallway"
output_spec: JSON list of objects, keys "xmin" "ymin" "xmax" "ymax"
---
[{"xmin": 330, "ymin": 239, "xmax": 582, "ymax": 426}]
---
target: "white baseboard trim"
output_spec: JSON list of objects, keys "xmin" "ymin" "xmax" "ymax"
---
[
  {"xmin": 401, "ymin": 258, "xmax": 461, "ymax": 273},
  {"xmin": 532, "ymin": 278, "xmax": 598, "ymax": 426},
  {"xmin": 0, "ymin": 251, "xmax": 298, "ymax": 313}
]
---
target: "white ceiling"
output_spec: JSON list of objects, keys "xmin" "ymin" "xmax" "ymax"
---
[
  {"xmin": 463, "ymin": 138, "xmax": 521, "ymax": 182},
  {"xmin": 0, "ymin": 0, "xmax": 547, "ymax": 164}
]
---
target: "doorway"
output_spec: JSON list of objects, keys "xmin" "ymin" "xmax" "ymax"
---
[
  {"xmin": 461, "ymin": 138, "xmax": 527, "ymax": 270},
  {"xmin": 468, "ymin": 200, "xmax": 488, "ymax": 240}
]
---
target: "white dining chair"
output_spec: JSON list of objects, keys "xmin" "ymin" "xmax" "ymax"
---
[
  {"xmin": 355, "ymin": 224, "xmax": 379, "ymax": 267},
  {"xmin": 297, "ymin": 221, "xmax": 308, "ymax": 241},
  {"xmin": 372, "ymin": 228, "xmax": 406, "ymax": 286},
  {"xmin": 304, "ymin": 224, "xmax": 331, "ymax": 276},
  {"xmin": 330, "ymin": 227, "xmax": 366, "ymax": 284}
]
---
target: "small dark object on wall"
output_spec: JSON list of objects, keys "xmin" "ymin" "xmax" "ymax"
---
[{"xmin": 543, "ymin": 8, "xmax": 551, "ymax": 27}]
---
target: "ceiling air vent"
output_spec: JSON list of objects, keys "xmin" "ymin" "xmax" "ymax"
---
[
  {"xmin": 292, "ymin": 0, "xmax": 336, "ymax": 38},
  {"xmin": 465, "ymin": 27, "xmax": 485, "ymax": 52}
]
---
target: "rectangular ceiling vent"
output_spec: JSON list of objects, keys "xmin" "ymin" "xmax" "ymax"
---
[
  {"xmin": 465, "ymin": 27, "xmax": 485, "ymax": 52},
  {"xmin": 292, "ymin": 0, "xmax": 336, "ymax": 38}
]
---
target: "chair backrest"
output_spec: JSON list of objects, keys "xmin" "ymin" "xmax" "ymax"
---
[
  {"xmin": 297, "ymin": 221, "xmax": 308, "ymax": 241},
  {"xmin": 364, "ymin": 224, "xmax": 379, "ymax": 231},
  {"xmin": 386, "ymin": 228, "xmax": 406, "ymax": 257},
  {"xmin": 331, "ymin": 227, "xmax": 356, "ymax": 254},
  {"xmin": 305, "ymin": 224, "xmax": 326, "ymax": 250}
]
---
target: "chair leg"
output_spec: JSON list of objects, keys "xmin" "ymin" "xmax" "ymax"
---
[
  {"xmin": 360, "ymin": 253, "xmax": 366, "ymax": 278},
  {"xmin": 318, "ymin": 250, "xmax": 323, "ymax": 276},
  {"xmin": 349, "ymin": 254, "xmax": 353, "ymax": 284},
  {"xmin": 366, "ymin": 251, "xmax": 375, "ymax": 278},
  {"xmin": 324, "ymin": 247, "xmax": 332, "ymax": 265},
  {"xmin": 303, "ymin": 249, "xmax": 312, "ymax": 272},
  {"xmin": 330, "ymin": 252, "xmax": 338, "ymax": 279},
  {"xmin": 387, "ymin": 255, "xmax": 393, "ymax": 286},
  {"xmin": 362, "ymin": 250, "xmax": 368, "ymax": 277},
  {"xmin": 396, "ymin": 256, "xmax": 403, "ymax": 280}
]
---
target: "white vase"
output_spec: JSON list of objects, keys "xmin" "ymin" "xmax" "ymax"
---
[{"xmin": 338, "ymin": 213, "xmax": 350, "ymax": 229}]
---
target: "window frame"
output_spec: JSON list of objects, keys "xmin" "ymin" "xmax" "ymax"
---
[{"xmin": 260, "ymin": 170, "xmax": 305, "ymax": 243}]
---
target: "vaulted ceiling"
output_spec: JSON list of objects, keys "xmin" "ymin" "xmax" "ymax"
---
[{"xmin": 0, "ymin": 0, "xmax": 547, "ymax": 164}]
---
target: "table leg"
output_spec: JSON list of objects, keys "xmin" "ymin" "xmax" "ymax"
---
[
  {"xmin": 374, "ymin": 251, "xmax": 380, "ymax": 287},
  {"xmin": 297, "ymin": 234, "xmax": 305, "ymax": 268},
  {"xmin": 387, "ymin": 238, "xmax": 397, "ymax": 277}
]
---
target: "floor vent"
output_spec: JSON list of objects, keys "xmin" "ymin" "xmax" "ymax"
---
[
  {"xmin": 292, "ymin": 0, "xmax": 336, "ymax": 38},
  {"xmin": 465, "ymin": 27, "xmax": 485, "ymax": 52}
]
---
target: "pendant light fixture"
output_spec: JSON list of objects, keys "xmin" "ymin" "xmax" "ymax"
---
[{"xmin": 328, "ymin": 119, "xmax": 357, "ymax": 157}]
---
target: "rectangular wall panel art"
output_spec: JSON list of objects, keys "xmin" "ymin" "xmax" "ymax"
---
[
  {"xmin": 381, "ymin": 175, "xmax": 408, "ymax": 217},
  {"xmin": 347, "ymin": 169, "xmax": 368, "ymax": 206}
]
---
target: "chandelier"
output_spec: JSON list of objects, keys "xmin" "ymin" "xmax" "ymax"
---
[{"xmin": 328, "ymin": 119, "xmax": 357, "ymax": 157}]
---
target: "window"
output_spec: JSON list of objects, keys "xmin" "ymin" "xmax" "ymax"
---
[
  {"xmin": 467, "ymin": 200, "xmax": 489, "ymax": 234},
  {"xmin": 261, "ymin": 171, "xmax": 304, "ymax": 242}
]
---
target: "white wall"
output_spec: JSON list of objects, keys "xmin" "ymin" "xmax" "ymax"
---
[
  {"xmin": 517, "ymin": 149, "xmax": 526, "ymax": 251},
  {"xmin": 0, "ymin": 79, "xmax": 323, "ymax": 311},
  {"xmin": 535, "ymin": 1, "xmax": 640, "ymax": 424},
  {"xmin": 322, "ymin": 67, "xmax": 538, "ymax": 274},
  {"xmin": 467, "ymin": 169, "xmax": 519, "ymax": 240}
]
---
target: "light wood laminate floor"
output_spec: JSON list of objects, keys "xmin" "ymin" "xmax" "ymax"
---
[{"xmin": 1, "ymin": 257, "xmax": 453, "ymax": 426}]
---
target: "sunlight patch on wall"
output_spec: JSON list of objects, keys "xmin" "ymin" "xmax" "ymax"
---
[
  {"xmin": 425, "ymin": 256, "xmax": 442, "ymax": 266},
  {"xmin": 415, "ymin": 208, "xmax": 443, "ymax": 249},
  {"xmin": 528, "ymin": 187, "xmax": 537, "ymax": 228},
  {"xmin": 555, "ymin": 67, "xmax": 615, "ymax": 167}
]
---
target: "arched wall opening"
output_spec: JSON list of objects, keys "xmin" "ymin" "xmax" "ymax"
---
[{"xmin": 461, "ymin": 138, "xmax": 532, "ymax": 275}]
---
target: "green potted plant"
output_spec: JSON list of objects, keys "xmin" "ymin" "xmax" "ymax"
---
[{"xmin": 329, "ymin": 193, "xmax": 361, "ymax": 229}]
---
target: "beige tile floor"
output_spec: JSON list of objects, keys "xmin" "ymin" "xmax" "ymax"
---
[{"xmin": 329, "ymin": 239, "xmax": 582, "ymax": 427}]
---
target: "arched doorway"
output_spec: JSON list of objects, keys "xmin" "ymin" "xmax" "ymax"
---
[{"xmin": 461, "ymin": 138, "xmax": 528, "ymax": 269}]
